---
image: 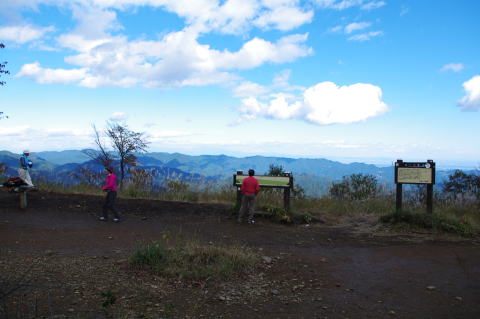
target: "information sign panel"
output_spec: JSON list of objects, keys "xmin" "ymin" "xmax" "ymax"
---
[
  {"xmin": 234, "ymin": 175, "xmax": 291, "ymax": 187},
  {"xmin": 395, "ymin": 160, "xmax": 435, "ymax": 185},
  {"xmin": 397, "ymin": 167, "xmax": 433, "ymax": 184}
]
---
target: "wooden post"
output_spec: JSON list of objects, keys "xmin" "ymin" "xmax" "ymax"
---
[
  {"xmin": 19, "ymin": 191, "xmax": 27, "ymax": 209},
  {"xmin": 283, "ymin": 188, "xmax": 291, "ymax": 212},
  {"xmin": 236, "ymin": 187, "xmax": 242, "ymax": 209},
  {"xmin": 426, "ymin": 184, "xmax": 433, "ymax": 214},
  {"xmin": 396, "ymin": 184, "xmax": 402, "ymax": 213}
]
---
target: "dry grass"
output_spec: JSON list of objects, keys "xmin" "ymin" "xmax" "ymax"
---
[{"xmin": 129, "ymin": 238, "xmax": 259, "ymax": 280}]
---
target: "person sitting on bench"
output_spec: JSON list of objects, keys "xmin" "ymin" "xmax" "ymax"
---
[{"xmin": 18, "ymin": 150, "xmax": 34, "ymax": 187}]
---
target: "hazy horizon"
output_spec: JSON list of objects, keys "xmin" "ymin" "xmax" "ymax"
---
[{"xmin": 2, "ymin": 148, "xmax": 478, "ymax": 170}]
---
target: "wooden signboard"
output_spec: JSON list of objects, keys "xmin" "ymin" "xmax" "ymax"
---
[
  {"xmin": 234, "ymin": 175, "xmax": 291, "ymax": 188},
  {"xmin": 233, "ymin": 171, "xmax": 293, "ymax": 211},
  {"xmin": 394, "ymin": 160, "xmax": 435, "ymax": 213}
]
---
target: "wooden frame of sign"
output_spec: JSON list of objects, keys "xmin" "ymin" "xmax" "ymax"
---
[
  {"xmin": 394, "ymin": 159, "xmax": 435, "ymax": 213},
  {"xmin": 233, "ymin": 171, "xmax": 294, "ymax": 211}
]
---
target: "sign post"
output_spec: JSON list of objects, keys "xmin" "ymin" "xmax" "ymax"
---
[{"xmin": 394, "ymin": 159, "xmax": 435, "ymax": 213}]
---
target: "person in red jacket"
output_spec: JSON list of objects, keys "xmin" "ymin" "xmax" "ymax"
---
[
  {"xmin": 238, "ymin": 169, "xmax": 260, "ymax": 224},
  {"xmin": 100, "ymin": 167, "xmax": 121, "ymax": 222}
]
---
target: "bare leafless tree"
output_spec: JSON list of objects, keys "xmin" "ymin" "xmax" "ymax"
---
[
  {"xmin": 105, "ymin": 121, "xmax": 149, "ymax": 189},
  {"xmin": 83, "ymin": 124, "xmax": 115, "ymax": 167}
]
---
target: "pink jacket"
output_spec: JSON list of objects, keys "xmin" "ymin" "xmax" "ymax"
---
[{"xmin": 102, "ymin": 173, "xmax": 117, "ymax": 191}]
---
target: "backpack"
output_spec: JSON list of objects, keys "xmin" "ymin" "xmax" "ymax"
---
[{"xmin": 2, "ymin": 177, "xmax": 28, "ymax": 188}]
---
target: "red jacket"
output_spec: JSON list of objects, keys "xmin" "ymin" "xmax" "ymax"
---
[
  {"xmin": 241, "ymin": 176, "xmax": 260, "ymax": 195},
  {"xmin": 102, "ymin": 173, "xmax": 117, "ymax": 191}
]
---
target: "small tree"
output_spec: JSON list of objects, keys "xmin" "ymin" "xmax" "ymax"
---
[
  {"xmin": 266, "ymin": 164, "xmax": 284, "ymax": 176},
  {"xmin": 443, "ymin": 170, "xmax": 471, "ymax": 200},
  {"xmin": 329, "ymin": 174, "xmax": 378, "ymax": 200},
  {"xmin": 106, "ymin": 121, "xmax": 149, "ymax": 189}
]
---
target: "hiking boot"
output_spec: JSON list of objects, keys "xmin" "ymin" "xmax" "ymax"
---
[
  {"xmin": 113, "ymin": 218, "xmax": 121, "ymax": 223},
  {"xmin": 248, "ymin": 219, "xmax": 255, "ymax": 224},
  {"xmin": 99, "ymin": 217, "xmax": 107, "ymax": 221}
]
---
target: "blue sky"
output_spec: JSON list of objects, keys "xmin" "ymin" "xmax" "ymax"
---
[{"xmin": 0, "ymin": 0, "xmax": 479, "ymax": 168}]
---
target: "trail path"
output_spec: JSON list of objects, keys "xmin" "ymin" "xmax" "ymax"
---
[{"xmin": 1, "ymin": 191, "xmax": 479, "ymax": 318}]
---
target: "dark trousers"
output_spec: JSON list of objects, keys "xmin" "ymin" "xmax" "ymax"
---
[
  {"xmin": 102, "ymin": 191, "xmax": 119, "ymax": 219},
  {"xmin": 238, "ymin": 193, "xmax": 256, "ymax": 221}
]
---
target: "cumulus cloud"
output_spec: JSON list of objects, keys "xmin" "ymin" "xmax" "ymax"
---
[
  {"xmin": 440, "ymin": 63, "xmax": 464, "ymax": 72},
  {"xmin": 0, "ymin": 25, "xmax": 54, "ymax": 44},
  {"xmin": 238, "ymin": 81, "xmax": 389, "ymax": 125},
  {"xmin": 12, "ymin": 1, "xmax": 313, "ymax": 88},
  {"xmin": 458, "ymin": 75, "xmax": 480, "ymax": 111},
  {"xmin": 17, "ymin": 29, "xmax": 311, "ymax": 88},
  {"xmin": 348, "ymin": 30, "xmax": 383, "ymax": 41}
]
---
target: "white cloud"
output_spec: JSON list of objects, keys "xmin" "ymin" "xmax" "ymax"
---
[
  {"xmin": 361, "ymin": 1, "xmax": 385, "ymax": 10},
  {"xmin": 303, "ymin": 82, "xmax": 388, "ymax": 124},
  {"xmin": 348, "ymin": 30, "xmax": 383, "ymax": 41},
  {"xmin": 0, "ymin": 125, "xmax": 31, "ymax": 137},
  {"xmin": 109, "ymin": 112, "xmax": 128, "ymax": 122},
  {"xmin": 253, "ymin": 5, "xmax": 313, "ymax": 31},
  {"xmin": 328, "ymin": 25, "xmax": 343, "ymax": 33},
  {"xmin": 13, "ymin": 0, "xmax": 312, "ymax": 89},
  {"xmin": 458, "ymin": 75, "xmax": 480, "ymax": 111},
  {"xmin": 16, "ymin": 62, "xmax": 88, "ymax": 84},
  {"xmin": 238, "ymin": 81, "xmax": 389, "ymax": 124},
  {"xmin": 233, "ymin": 69, "xmax": 302, "ymax": 100},
  {"xmin": 316, "ymin": 0, "xmax": 384, "ymax": 10},
  {"xmin": 440, "ymin": 63, "xmax": 464, "ymax": 72},
  {"xmin": 0, "ymin": 125, "xmax": 92, "ymax": 152},
  {"xmin": 234, "ymin": 81, "xmax": 269, "ymax": 98},
  {"xmin": 316, "ymin": 0, "xmax": 363, "ymax": 10},
  {"xmin": 272, "ymin": 69, "xmax": 292, "ymax": 88},
  {"xmin": 17, "ymin": 30, "xmax": 311, "ymax": 88},
  {"xmin": 344, "ymin": 22, "xmax": 371, "ymax": 34},
  {"xmin": 8, "ymin": 0, "xmax": 309, "ymax": 35},
  {"xmin": 0, "ymin": 25, "xmax": 54, "ymax": 44}
]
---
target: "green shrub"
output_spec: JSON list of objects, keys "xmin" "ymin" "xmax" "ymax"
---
[
  {"xmin": 260, "ymin": 205, "xmax": 313, "ymax": 224},
  {"xmin": 329, "ymin": 174, "xmax": 378, "ymax": 200},
  {"xmin": 380, "ymin": 210, "xmax": 476, "ymax": 237}
]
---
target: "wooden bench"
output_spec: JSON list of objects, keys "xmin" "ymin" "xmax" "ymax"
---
[{"xmin": 0, "ymin": 185, "xmax": 35, "ymax": 209}]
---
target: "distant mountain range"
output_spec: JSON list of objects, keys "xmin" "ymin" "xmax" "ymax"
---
[{"xmin": 0, "ymin": 150, "xmax": 466, "ymax": 196}]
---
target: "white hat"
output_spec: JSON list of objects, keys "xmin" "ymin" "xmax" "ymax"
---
[{"xmin": 23, "ymin": 150, "xmax": 30, "ymax": 154}]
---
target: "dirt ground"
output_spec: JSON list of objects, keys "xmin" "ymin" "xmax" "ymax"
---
[{"xmin": 0, "ymin": 190, "xmax": 479, "ymax": 319}]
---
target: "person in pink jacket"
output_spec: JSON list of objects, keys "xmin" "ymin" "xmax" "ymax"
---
[
  {"xmin": 238, "ymin": 169, "xmax": 260, "ymax": 224},
  {"xmin": 99, "ymin": 167, "xmax": 120, "ymax": 222}
]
